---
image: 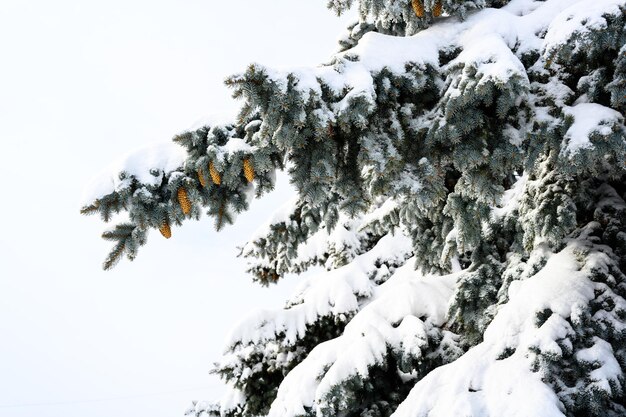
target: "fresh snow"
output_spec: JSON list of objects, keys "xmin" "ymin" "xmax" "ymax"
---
[
  {"xmin": 209, "ymin": 138, "xmax": 256, "ymax": 160},
  {"xmin": 491, "ymin": 173, "xmax": 528, "ymax": 219},
  {"xmin": 266, "ymin": 260, "xmax": 460, "ymax": 417},
  {"xmin": 561, "ymin": 103, "xmax": 624, "ymax": 154},
  {"xmin": 270, "ymin": 0, "xmax": 595, "ymax": 114},
  {"xmin": 575, "ymin": 338, "xmax": 622, "ymax": 393},
  {"xmin": 359, "ymin": 198, "xmax": 399, "ymax": 230},
  {"xmin": 225, "ymin": 231, "xmax": 413, "ymax": 348},
  {"xmin": 392, "ymin": 237, "xmax": 623, "ymax": 417},
  {"xmin": 227, "ymin": 219, "xmax": 626, "ymax": 417},
  {"xmin": 80, "ymin": 142, "xmax": 186, "ymax": 207},
  {"xmin": 292, "ymin": 217, "xmax": 362, "ymax": 269},
  {"xmin": 543, "ymin": 0, "xmax": 626, "ymax": 56}
]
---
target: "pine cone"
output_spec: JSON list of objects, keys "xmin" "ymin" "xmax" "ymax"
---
[
  {"xmin": 243, "ymin": 158, "xmax": 255, "ymax": 183},
  {"xmin": 159, "ymin": 221, "xmax": 172, "ymax": 239},
  {"xmin": 412, "ymin": 0, "xmax": 425, "ymax": 17},
  {"xmin": 433, "ymin": 0, "xmax": 443, "ymax": 17},
  {"xmin": 178, "ymin": 187, "xmax": 191, "ymax": 215},
  {"xmin": 209, "ymin": 161, "xmax": 221, "ymax": 185},
  {"xmin": 217, "ymin": 203, "xmax": 225, "ymax": 230},
  {"xmin": 197, "ymin": 168, "xmax": 207, "ymax": 187}
]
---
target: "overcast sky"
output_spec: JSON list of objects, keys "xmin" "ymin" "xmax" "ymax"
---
[{"xmin": 0, "ymin": 2, "xmax": 354, "ymax": 416}]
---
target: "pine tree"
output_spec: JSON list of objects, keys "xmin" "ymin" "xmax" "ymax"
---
[{"xmin": 83, "ymin": 0, "xmax": 626, "ymax": 416}]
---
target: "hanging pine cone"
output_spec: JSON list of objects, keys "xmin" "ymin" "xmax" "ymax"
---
[
  {"xmin": 159, "ymin": 220, "xmax": 172, "ymax": 239},
  {"xmin": 243, "ymin": 158, "xmax": 255, "ymax": 183},
  {"xmin": 177, "ymin": 187, "xmax": 191, "ymax": 215},
  {"xmin": 209, "ymin": 161, "xmax": 221, "ymax": 185},
  {"xmin": 197, "ymin": 168, "xmax": 207, "ymax": 187},
  {"xmin": 412, "ymin": 0, "xmax": 425, "ymax": 17},
  {"xmin": 217, "ymin": 203, "xmax": 225, "ymax": 230},
  {"xmin": 433, "ymin": 0, "xmax": 443, "ymax": 17}
]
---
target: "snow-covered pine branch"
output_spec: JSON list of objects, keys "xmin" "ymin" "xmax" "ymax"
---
[{"xmin": 84, "ymin": 0, "xmax": 626, "ymax": 415}]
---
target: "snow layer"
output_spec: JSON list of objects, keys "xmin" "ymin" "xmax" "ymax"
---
[
  {"xmin": 293, "ymin": 217, "xmax": 362, "ymax": 268},
  {"xmin": 561, "ymin": 103, "xmax": 624, "ymax": 154},
  {"xmin": 225, "ymin": 231, "xmax": 413, "ymax": 348},
  {"xmin": 267, "ymin": 259, "xmax": 459, "ymax": 417},
  {"xmin": 265, "ymin": 0, "xmax": 593, "ymax": 115},
  {"xmin": 543, "ymin": 0, "xmax": 626, "ymax": 55},
  {"xmin": 491, "ymin": 173, "xmax": 528, "ymax": 219},
  {"xmin": 80, "ymin": 142, "xmax": 186, "ymax": 207},
  {"xmin": 392, "ymin": 238, "xmax": 622, "ymax": 417},
  {"xmin": 359, "ymin": 198, "xmax": 399, "ymax": 230},
  {"xmin": 209, "ymin": 138, "xmax": 255, "ymax": 160}
]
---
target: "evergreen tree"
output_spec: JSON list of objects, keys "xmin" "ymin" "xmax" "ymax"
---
[{"xmin": 82, "ymin": 0, "xmax": 626, "ymax": 415}]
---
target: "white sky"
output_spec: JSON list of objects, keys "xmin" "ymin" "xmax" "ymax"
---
[{"xmin": 0, "ymin": 1, "xmax": 354, "ymax": 416}]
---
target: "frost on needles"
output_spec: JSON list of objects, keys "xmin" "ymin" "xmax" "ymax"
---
[{"xmin": 81, "ymin": 0, "xmax": 626, "ymax": 416}]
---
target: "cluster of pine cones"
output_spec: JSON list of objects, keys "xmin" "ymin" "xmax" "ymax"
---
[
  {"xmin": 159, "ymin": 157, "xmax": 256, "ymax": 238},
  {"xmin": 412, "ymin": 0, "xmax": 443, "ymax": 17}
]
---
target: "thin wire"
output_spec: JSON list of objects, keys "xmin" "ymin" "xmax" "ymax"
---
[{"xmin": 0, "ymin": 386, "xmax": 212, "ymax": 408}]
